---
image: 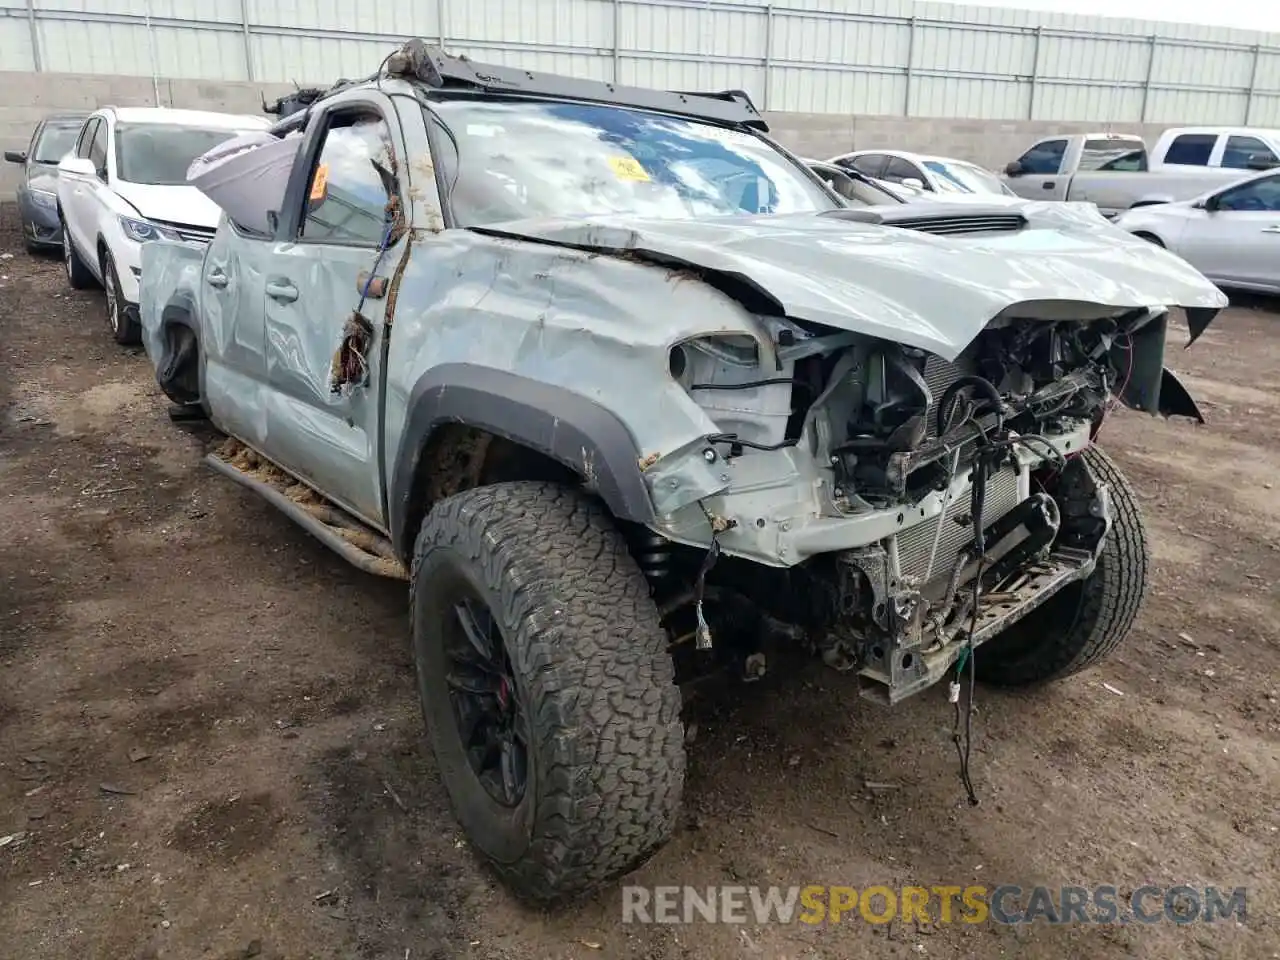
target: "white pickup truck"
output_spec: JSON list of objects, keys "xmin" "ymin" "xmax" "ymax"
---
[{"xmin": 1002, "ymin": 127, "xmax": 1280, "ymax": 216}]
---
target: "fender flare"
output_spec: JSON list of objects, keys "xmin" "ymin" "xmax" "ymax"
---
[{"xmin": 389, "ymin": 364, "xmax": 657, "ymax": 557}]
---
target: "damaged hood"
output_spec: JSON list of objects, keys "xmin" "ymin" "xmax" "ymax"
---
[
  {"xmin": 113, "ymin": 181, "xmax": 223, "ymax": 230},
  {"xmin": 473, "ymin": 200, "xmax": 1228, "ymax": 360}
]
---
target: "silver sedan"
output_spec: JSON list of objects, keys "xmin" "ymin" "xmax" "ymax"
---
[{"xmin": 1113, "ymin": 168, "xmax": 1280, "ymax": 295}]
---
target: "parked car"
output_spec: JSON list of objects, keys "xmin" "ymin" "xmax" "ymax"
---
[
  {"xmin": 4, "ymin": 112, "xmax": 90, "ymax": 252},
  {"xmin": 1002, "ymin": 129, "xmax": 1280, "ymax": 216},
  {"xmin": 1113, "ymin": 166, "xmax": 1280, "ymax": 295},
  {"xmin": 56, "ymin": 106, "xmax": 271, "ymax": 345},
  {"xmin": 828, "ymin": 149, "xmax": 1016, "ymax": 197},
  {"xmin": 139, "ymin": 41, "xmax": 1226, "ymax": 904}
]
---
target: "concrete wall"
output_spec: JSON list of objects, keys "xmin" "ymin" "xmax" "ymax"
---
[{"xmin": 0, "ymin": 68, "xmax": 1166, "ymax": 194}]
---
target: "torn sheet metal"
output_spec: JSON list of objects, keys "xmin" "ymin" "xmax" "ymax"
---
[
  {"xmin": 380, "ymin": 229, "xmax": 764, "ymax": 517},
  {"xmin": 472, "ymin": 200, "xmax": 1229, "ymax": 362},
  {"xmin": 139, "ymin": 238, "xmax": 204, "ymax": 369},
  {"xmin": 186, "ymin": 131, "xmax": 302, "ymax": 236}
]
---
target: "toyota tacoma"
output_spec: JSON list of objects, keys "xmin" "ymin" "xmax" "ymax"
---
[{"xmin": 137, "ymin": 41, "xmax": 1228, "ymax": 903}]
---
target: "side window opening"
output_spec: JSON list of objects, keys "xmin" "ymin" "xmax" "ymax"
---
[
  {"xmin": 1163, "ymin": 133, "xmax": 1216, "ymax": 166},
  {"xmin": 1223, "ymin": 135, "xmax": 1277, "ymax": 170},
  {"xmin": 1216, "ymin": 175, "xmax": 1280, "ymax": 212},
  {"xmin": 1098, "ymin": 150, "xmax": 1147, "ymax": 172},
  {"xmin": 1079, "ymin": 139, "xmax": 1147, "ymax": 172},
  {"xmin": 1017, "ymin": 139, "xmax": 1066, "ymax": 175},
  {"xmin": 850, "ymin": 154, "xmax": 887, "ymax": 178},
  {"xmin": 883, "ymin": 156, "xmax": 922, "ymax": 185},
  {"xmin": 299, "ymin": 110, "xmax": 398, "ymax": 246}
]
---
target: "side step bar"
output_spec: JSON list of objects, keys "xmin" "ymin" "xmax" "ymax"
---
[{"xmin": 205, "ymin": 441, "xmax": 408, "ymax": 581}]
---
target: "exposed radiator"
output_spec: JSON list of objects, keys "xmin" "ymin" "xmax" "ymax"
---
[
  {"xmin": 921, "ymin": 353, "xmax": 965, "ymax": 440},
  {"xmin": 894, "ymin": 467, "xmax": 1022, "ymax": 585}
]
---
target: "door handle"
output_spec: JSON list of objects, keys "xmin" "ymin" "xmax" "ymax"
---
[
  {"xmin": 206, "ymin": 269, "xmax": 229, "ymax": 289},
  {"xmin": 266, "ymin": 280, "xmax": 299, "ymax": 303},
  {"xmin": 1042, "ymin": 181, "xmax": 1055, "ymax": 190},
  {"xmin": 1262, "ymin": 225, "xmax": 1280, "ymax": 234}
]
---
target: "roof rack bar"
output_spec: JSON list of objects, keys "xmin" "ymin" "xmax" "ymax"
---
[{"xmin": 386, "ymin": 39, "xmax": 768, "ymax": 132}]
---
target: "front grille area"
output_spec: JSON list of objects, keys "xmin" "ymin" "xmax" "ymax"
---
[
  {"xmin": 892, "ymin": 214, "xmax": 1026, "ymax": 236},
  {"xmin": 157, "ymin": 221, "xmax": 216, "ymax": 244},
  {"xmin": 894, "ymin": 467, "xmax": 1022, "ymax": 585}
]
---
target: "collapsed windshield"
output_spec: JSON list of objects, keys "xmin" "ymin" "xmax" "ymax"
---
[
  {"xmin": 33, "ymin": 123, "xmax": 83, "ymax": 164},
  {"xmin": 429, "ymin": 99, "xmax": 837, "ymax": 225},
  {"xmin": 114, "ymin": 124, "xmax": 249, "ymax": 185},
  {"xmin": 923, "ymin": 159, "xmax": 1008, "ymax": 195}
]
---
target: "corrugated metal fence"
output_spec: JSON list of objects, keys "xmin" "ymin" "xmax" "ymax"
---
[{"xmin": 3, "ymin": 0, "xmax": 1280, "ymax": 124}]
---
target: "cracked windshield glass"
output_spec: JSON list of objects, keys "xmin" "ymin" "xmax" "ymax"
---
[{"xmin": 429, "ymin": 98, "xmax": 838, "ymax": 224}]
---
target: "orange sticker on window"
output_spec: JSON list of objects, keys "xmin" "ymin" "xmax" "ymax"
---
[
  {"xmin": 309, "ymin": 163, "xmax": 329, "ymax": 201},
  {"xmin": 607, "ymin": 155, "xmax": 651, "ymax": 182}
]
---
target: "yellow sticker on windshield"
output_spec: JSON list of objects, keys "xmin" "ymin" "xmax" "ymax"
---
[
  {"xmin": 608, "ymin": 155, "xmax": 651, "ymax": 182},
  {"xmin": 309, "ymin": 163, "xmax": 329, "ymax": 202}
]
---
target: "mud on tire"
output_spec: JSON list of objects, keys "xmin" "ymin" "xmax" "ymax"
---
[
  {"xmin": 410, "ymin": 481, "xmax": 685, "ymax": 902},
  {"xmin": 977, "ymin": 446, "xmax": 1149, "ymax": 687}
]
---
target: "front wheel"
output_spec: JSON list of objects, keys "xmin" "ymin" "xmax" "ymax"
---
[
  {"xmin": 62, "ymin": 222, "xmax": 95, "ymax": 290},
  {"xmin": 102, "ymin": 250, "xmax": 140, "ymax": 346},
  {"xmin": 410, "ymin": 482, "xmax": 685, "ymax": 902},
  {"xmin": 977, "ymin": 447, "xmax": 1149, "ymax": 687}
]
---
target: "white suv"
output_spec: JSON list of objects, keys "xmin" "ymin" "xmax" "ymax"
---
[{"xmin": 56, "ymin": 106, "xmax": 270, "ymax": 344}]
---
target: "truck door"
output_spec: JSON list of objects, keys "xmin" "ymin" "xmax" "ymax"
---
[
  {"xmin": 258, "ymin": 92, "xmax": 409, "ymax": 529},
  {"xmin": 1004, "ymin": 138, "xmax": 1069, "ymax": 201}
]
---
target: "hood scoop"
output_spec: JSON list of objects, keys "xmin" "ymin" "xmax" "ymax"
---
[{"xmin": 820, "ymin": 204, "xmax": 1028, "ymax": 236}]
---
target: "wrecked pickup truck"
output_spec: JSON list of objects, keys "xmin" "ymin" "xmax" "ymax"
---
[{"xmin": 139, "ymin": 40, "xmax": 1228, "ymax": 903}]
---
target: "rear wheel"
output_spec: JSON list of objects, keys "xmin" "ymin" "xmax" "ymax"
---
[
  {"xmin": 411, "ymin": 482, "xmax": 684, "ymax": 902},
  {"xmin": 977, "ymin": 447, "xmax": 1149, "ymax": 686},
  {"xmin": 62, "ymin": 222, "xmax": 95, "ymax": 290}
]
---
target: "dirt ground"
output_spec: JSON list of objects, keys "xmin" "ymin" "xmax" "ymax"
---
[{"xmin": 0, "ymin": 201, "xmax": 1276, "ymax": 960}]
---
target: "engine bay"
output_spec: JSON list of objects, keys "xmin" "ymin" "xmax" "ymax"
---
[{"xmin": 660, "ymin": 304, "xmax": 1158, "ymax": 704}]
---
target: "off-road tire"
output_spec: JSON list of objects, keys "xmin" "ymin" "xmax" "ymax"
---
[
  {"xmin": 102, "ymin": 249, "xmax": 140, "ymax": 346},
  {"xmin": 976, "ymin": 447, "xmax": 1149, "ymax": 686},
  {"xmin": 62, "ymin": 222, "xmax": 95, "ymax": 290},
  {"xmin": 410, "ymin": 482, "xmax": 684, "ymax": 902}
]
